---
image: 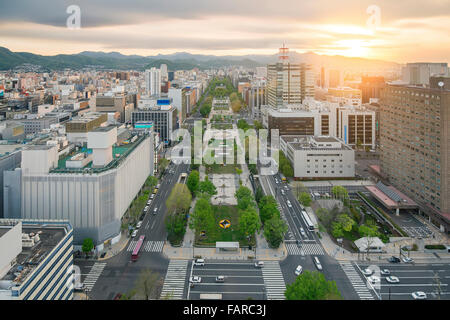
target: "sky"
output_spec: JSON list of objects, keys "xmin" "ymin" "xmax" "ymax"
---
[{"xmin": 0, "ymin": 0, "xmax": 449, "ymax": 63}]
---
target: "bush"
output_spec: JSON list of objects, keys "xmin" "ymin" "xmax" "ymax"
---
[{"xmin": 425, "ymin": 244, "xmax": 446, "ymax": 250}]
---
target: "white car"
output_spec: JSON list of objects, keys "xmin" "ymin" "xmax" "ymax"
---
[
  {"xmin": 362, "ymin": 268, "xmax": 373, "ymax": 276},
  {"xmin": 153, "ymin": 207, "xmax": 158, "ymax": 215},
  {"xmin": 411, "ymin": 291, "xmax": 427, "ymax": 300},
  {"xmin": 281, "ymin": 189, "xmax": 285, "ymax": 195},
  {"xmin": 131, "ymin": 229, "xmax": 138, "ymax": 238},
  {"xmin": 380, "ymin": 269, "xmax": 390, "ymax": 275},
  {"xmin": 386, "ymin": 276, "xmax": 400, "ymax": 283},
  {"xmin": 136, "ymin": 221, "xmax": 143, "ymax": 229},
  {"xmin": 367, "ymin": 275, "xmax": 380, "ymax": 284},
  {"xmin": 286, "ymin": 200, "xmax": 292, "ymax": 208},
  {"xmin": 147, "ymin": 200, "xmax": 152, "ymax": 205},
  {"xmin": 313, "ymin": 256, "xmax": 322, "ymax": 271},
  {"xmin": 300, "ymin": 228, "xmax": 306, "ymax": 238},
  {"xmin": 294, "ymin": 265, "xmax": 303, "ymax": 276},
  {"xmin": 402, "ymin": 257, "xmax": 414, "ymax": 263},
  {"xmin": 193, "ymin": 258, "xmax": 205, "ymax": 266},
  {"xmin": 189, "ymin": 276, "xmax": 202, "ymax": 283}
]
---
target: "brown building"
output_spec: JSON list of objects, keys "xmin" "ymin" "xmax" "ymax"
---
[
  {"xmin": 360, "ymin": 76, "xmax": 385, "ymax": 103},
  {"xmin": 380, "ymin": 76, "xmax": 450, "ymax": 233}
]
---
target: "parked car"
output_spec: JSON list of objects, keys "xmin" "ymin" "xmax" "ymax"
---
[
  {"xmin": 388, "ymin": 256, "xmax": 401, "ymax": 263},
  {"xmin": 386, "ymin": 276, "xmax": 400, "ymax": 283},
  {"xmin": 254, "ymin": 261, "xmax": 264, "ymax": 268},
  {"xmin": 411, "ymin": 291, "xmax": 427, "ymax": 300},
  {"xmin": 294, "ymin": 265, "xmax": 303, "ymax": 276},
  {"xmin": 150, "ymin": 193, "xmax": 155, "ymax": 199},
  {"xmin": 189, "ymin": 276, "xmax": 202, "ymax": 283},
  {"xmin": 215, "ymin": 276, "xmax": 225, "ymax": 283},
  {"xmin": 402, "ymin": 257, "xmax": 414, "ymax": 264},
  {"xmin": 144, "ymin": 206, "xmax": 149, "ymax": 212},
  {"xmin": 362, "ymin": 268, "xmax": 373, "ymax": 276},
  {"xmin": 136, "ymin": 221, "xmax": 143, "ymax": 229},
  {"xmin": 380, "ymin": 269, "xmax": 390, "ymax": 275},
  {"xmin": 131, "ymin": 229, "xmax": 138, "ymax": 238},
  {"xmin": 193, "ymin": 258, "xmax": 205, "ymax": 266},
  {"xmin": 147, "ymin": 200, "xmax": 151, "ymax": 205},
  {"xmin": 281, "ymin": 189, "xmax": 285, "ymax": 195}
]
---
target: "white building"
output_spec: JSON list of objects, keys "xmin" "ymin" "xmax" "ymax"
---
[
  {"xmin": 145, "ymin": 68, "xmax": 161, "ymax": 97},
  {"xmin": 160, "ymin": 64, "xmax": 168, "ymax": 82},
  {"xmin": 280, "ymin": 135, "xmax": 355, "ymax": 179},
  {"xmin": 402, "ymin": 63, "xmax": 448, "ymax": 85}
]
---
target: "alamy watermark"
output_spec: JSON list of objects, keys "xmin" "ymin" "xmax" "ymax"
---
[{"xmin": 66, "ymin": 5, "xmax": 81, "ymax": 29}]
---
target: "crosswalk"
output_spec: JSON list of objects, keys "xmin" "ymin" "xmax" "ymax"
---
[
  {"xmin": 261, "ymin": 261, "xmax": 286, "ymax": 300},
  {"xmin": 286, "ymin": 242, "xmax": 325, "ymax": 255},
  {"xmin": 84, "ymin": 262, "xmax": 106, "ymax": 292},
  {"xmin": 127, "ymin": 240, "xmax": 165, "ymax": 253},
  {"xmin": 339, "ymin": 262, "xmax": 375, "ymax": 300},
  {"xmin": 160, "ymin": 260, "xmax": 189, "ymax": 300}
]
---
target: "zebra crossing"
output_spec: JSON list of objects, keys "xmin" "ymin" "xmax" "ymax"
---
[
  {"xmin": 261, "ymin": 261, "xmax": 286, "ymax": 300},
  {"xmin": 339, "ymin": 262, "xmax": 375, "ymax": 300},
  {"xmin": 286, "ymin": 242, "xmax": 325, "ymax": 255},
  {"xmin": 126, "ymin": 240, "xmax": 165, "ymax": 253},
  {"xmin": 84, "ymin": 262, "xmax": 106, "ymax": 292},
  {"xmin": 160, "ymin": 260, "xmax": 189, "ymax": 300}
]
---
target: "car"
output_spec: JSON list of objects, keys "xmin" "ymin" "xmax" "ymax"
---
[
  {"xmin": 147, "ymin": 200, "xmax": 151, "ymax": 205},
  {"xmin": 131, "ymin": 229, "xmax": 138, "ymax": 238},
  {"xmin": 380, "ymin": 269, "xmax": 390, "ymax": 275},
  {"xmin": 254, "ymin": 261, "xmax": 264, "ymax": 268},
  {"xmin": 286, "ymin": 200, "xmax": 292, "ymax": 208},
  {"xmin": 153, "ymin": 207, "xmax": 158, "ymax": 215},
  {"xmin": 367, "ymin": 275, "xmax": 380, "ymax": 284},
  {"xmin": 156, "ymin": 184, "xmax": 161, "ymax": 189},
  {"xmin": 411, "ymin": 291, "xmax": 427, "ymax": 300},
  {"xmin": 362, "ymin": 268, "xmax": 373, "ymax": 276},
  {"xmin": 144, "ymin": 206, "xmax": 149, "ymax": 212},
  {"xmin": 386, "ymin": 276, "xmax": 400, "ymax": 283},
  {"xmin": 388, "ymin": 256, "xmax": 401, "ymax": 263},
  {"xmin": 294, "ymin": 265, "xmax": 303, "ymax": 276},
  {"xmin": 402, "ymin": 257, "xmax": 414, "ymax": 263},
  {"xmin": 193, "ymin": 258, "xmax": 205, "ymax": 266},
  {"xmin": 136, "ymin": 221, "xmax": 143, "ymax": 229},
  {"xmin": 215, "ymin": 276, "xmax": 225, "ymax": 283},
  {"xmin": 313, "ymin": 256, "xmax": 322, "ymax": 271},
  {"xmin": 153, "ymin": 188, "xmax": 158, "ymax": 194},
  {"xmin": 150, "ymin": 193, "xmax": 155, "ymax": 199},
  {"xmin": 284, "ymin": 186, "xmax": 289, "ymax": 190},
  {"xmin": 281, "ymin": 189, "xmax": 285, "ymax": 195},
  {"xmin": 189, "ymin": 276, "xmax": 202, "ymax": 283},
  {"xmin": 300, "ymin": 228, "xmax": 306, "ymax": 238}
]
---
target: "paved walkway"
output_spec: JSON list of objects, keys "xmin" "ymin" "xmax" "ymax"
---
[{"xmin": 98, "ymin": 232, "xmax": 130, "ymax": 261}]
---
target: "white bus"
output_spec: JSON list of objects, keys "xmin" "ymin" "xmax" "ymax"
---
[{"xmin": 301, "ymin": 210, "xmax": 315, "ymax": 232}]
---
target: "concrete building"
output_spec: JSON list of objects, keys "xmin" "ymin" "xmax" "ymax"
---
[
  {"xmin": 280, "ymin": 135, "xmax": 355, "ymax": 179},
  {"xmin": 65, "ymin": 112, "xmax": 108, "ymax": 144},
  {"xmin": 168, "ymin": 87, "xmax": 188, "ymax": 123},
  {"xmin": 95, "ymin": 94, "xmax": 132, "ymax": 123},
  {"xmin": 0, "ymin": 150, "xmax": 22, "ymax": 218},
  {"xmin": 380, "ymin": 76, "xmax": 450, "ymax": 233},
  {"xmin": 360, "ymin": 76, "xmax": 385, "ymax": 104},
  {"xmin": 20, "ymin": 116, "xmax": 59, "ymax": 135},
  {"xmin": 402, "ymin": 63, "xmax": 448, "ymax": 85},
  {"xmin": 145, "ymin": 68, "xmax": 161, "ymax": 97},
  {"xmin": 266, "ymin": 45, "xmax": 314, "ymax": 108},
  {"xmin": 3, "ymin": 128, "xmax": 155, "ymax": 247},
  {"xmin": 0, "ymin": 219, "xmax": 73, "ymax": 300},
  {"xmin": 0, "ymin": 121, "xmax": 25, "ymax": 140}
]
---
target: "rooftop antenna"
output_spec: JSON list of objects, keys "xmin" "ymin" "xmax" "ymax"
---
[{"xmin": 278, "ymin": 42, "xmax": 289, "ymax": 62}]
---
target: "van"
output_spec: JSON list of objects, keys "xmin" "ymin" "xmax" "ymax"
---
[
  {"xmin": 194, "ymin": 258, "xmax": 205, "ymax": 266},
  {"xmin": 254, "ymin": 261, "xmax": 264, "ymax": 268},
  {"xmin": 313, "ymin": 256, "xmax": 323, "ymax": 271}
]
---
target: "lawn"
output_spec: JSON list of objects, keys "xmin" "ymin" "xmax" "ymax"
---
[
  {"xmin": 195, "ymin": 205, "xmax": 253, "ymax": 247},
  {"xmin": 205, "ymin": 163, "xmax": 241, "ymax": 174}
]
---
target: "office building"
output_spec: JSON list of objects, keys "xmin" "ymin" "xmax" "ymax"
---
[
  {"xmin": 402, "ymin": 63, "xmax": 448, "ymax": 85},
  {"xmin": 145, "ymin": 68, "xmax": 161, "ymax": 97},
  {"xmin": 0, "ymin": 219, "xmax": 73, "ymax": 300},
  {"xmin": 65, "ymin": 112, "xmax": 108, "ymax": 144},
  {"xmin": 280, "ymin": 135, "xmax": 354, "ymax": 179},
  {"xmin": 380, "ymin": 76, "xmax": 450, "ymax": 233},
  {"xmin": 360, "ymin": 76, "xmax": 385, "ymax": 103}
]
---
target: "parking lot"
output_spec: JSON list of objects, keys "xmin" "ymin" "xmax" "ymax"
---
[
  {"xmin": 356, "ymin": 262, "xmax": 450, "ymax": 300},
  {"xmin": 187, "ymin": 260, "xmax": 285, "ymax": 300}
]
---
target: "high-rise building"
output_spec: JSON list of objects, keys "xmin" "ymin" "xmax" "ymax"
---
[
  {"xmin": 145, "ymin": 68, "xmax": 161, "ymax": 97},
  {"xmin": 360, "ymin": 76, "xmax": 385, "ymax": 103},
  {"xmin": 380, "ymin": 76, "xmax": 450, "ymax": 233},
  {"xmin": 266, "ymin": 45, "xmax": 314, "ymax": 108},
  {"xmin": 401, "ymin": 63, "xmax": 448, "ymax": 85},
  {"xmin": 160, "ymin": 64, "xmax": 168, "ymax": 82}
]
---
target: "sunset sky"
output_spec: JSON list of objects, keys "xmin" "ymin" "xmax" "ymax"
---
[{"xmin": 0, "ymin": 0, "xmax": 449, "ymax": 63}]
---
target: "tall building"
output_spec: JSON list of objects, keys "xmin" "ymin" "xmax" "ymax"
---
[
  {"xmin": 360, "ymin": 76, "xmax": 385, "ymax": 103},
  {"xmin": 266, "ymin": 45, "xmax": 314, "ymax": 108},
  {"xmin": 168, "ymin": 87, "xmax": 187, "ymax": 123},
  {"xmin": 380, "ymin": 76, "xmax": 450, "ymax": 233},
  {"xmin": 145, "ymin": 68, "xmax": 161, "ymax": 97},
  {"xmin": 402, "ymin": 63, "xmax": 448, "ymax": 85},
  {"xmin": 160, "ymin": 64, "xmax": 168, "ymax": 82},
  {"xmin": 0, "ymin": 219, "xmax": 74, "ymax": 300}
]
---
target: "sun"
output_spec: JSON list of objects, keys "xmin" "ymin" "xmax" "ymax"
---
[{"xmin": 337, "ymin": 39, "xmax": 370, "ymax": 58}]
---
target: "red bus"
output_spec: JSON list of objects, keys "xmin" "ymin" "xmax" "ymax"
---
[{"xmin": 131, "ymin": 235, "xmax": 145, "ymax": 262}]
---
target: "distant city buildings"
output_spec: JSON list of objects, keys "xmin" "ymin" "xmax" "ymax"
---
[
  {"xmin": 145, "ymin": 67, "xmax": 161, "ymax": 97},
  {"xmin": 402, "ymin": 63, "xmax": 449, "ymax": 85}
]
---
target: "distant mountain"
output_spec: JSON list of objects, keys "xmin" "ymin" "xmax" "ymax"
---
[{"xmin": 0, "ymin": 46, "xmax": 401, "ymax": 72}]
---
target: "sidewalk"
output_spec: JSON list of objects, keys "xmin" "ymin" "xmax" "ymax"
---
[
  {"xmin": 98, "ymin": 232, "xmax": 130, "ymax": 261},
  {"xmin": 318, "ymin": 231, "xmax": 356, "ymax": 261}
]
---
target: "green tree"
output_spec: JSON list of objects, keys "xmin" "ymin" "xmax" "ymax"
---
[
  {"xmin": 133, "ymin": 269, "xmax": 163, "ymax": 300},
  {"xmin": 235, "ymin": 186, "xmax": 253, "ymax": 202},
  {"xmin": 158, "ymin": 158, "xmax": 170, "ymax": 173},
  {"xmin": 298, "ymin": 192, "xmax": 312, "ymax": 207},
  {"xmin": 285, "ymin": 270, "xmax": 342, "ymax": 300},
  {"xmin": 239, "ymin": 207, "xmax": 261, "ymax": 238},
  {"xmin": 282, "ymin": 163, "xmax": 294, "ymax": 178},
  {"xmin": 82, "ymin": 238, "xmax": 94, "ymax": 255},
  {"xmin": 189, "ymin": 197, "xmax": 215, "ymax": 236},
  {"xmin": 145, "ymin": 176, "xmax": 158, "ymax": 189},
  {"xmin": 166, "ymin": 183, "xmax": 192, "ymax": 214},
  {"xmin": 336, "ymin": 214, "xmax": 355, "ymax": 232},
  {"xmin": 165, "ymin": 212, "xmax": 187, "ymax": 244},
  {"xmin": 198, "ymin": 176, "xmax": 217, "ymax": 197},
  {"xmin": 331, "ymin": 221, "xmax": 345, "ymax": 238},
  {"xmin": 263, "ymin": 216, "xmax": 287, "ymax": 248},
  {"xmin": 254, "ymin": 186, "xmax": 264, "ymax": 203},
  {"xmin": 331, "ymin": 185, "xmax": 349, "ymax": 204},
  {"xmin": 186, "ymin": 170, "xmax": 200, "ymax": 195},
  {"xmin": 258, "ymin": 195, "xmax": 280, "ymax": 224}
]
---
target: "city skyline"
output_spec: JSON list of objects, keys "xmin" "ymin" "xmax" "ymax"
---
[{"xmin": 0, "ymin": 0, "xmax": 449, "ymax": 63}]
